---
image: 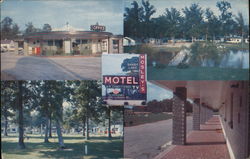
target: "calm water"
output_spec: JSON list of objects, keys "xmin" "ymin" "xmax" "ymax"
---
[{"xmin": 169, "ymin": 49, "xmax": 249, "ymax": 69}]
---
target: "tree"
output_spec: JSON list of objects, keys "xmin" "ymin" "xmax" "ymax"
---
[
  {"xmin": 42, "ymin": 23, "xmax": 52, "ymax": 32},
  {"xmin": 141, "ymin": 0, "xmax": 156, "ymax": 39},
  {"xmin": 0, "ymin": 17, "xmax": 20, "ymax": 39},
  {"xmin": 216, "ymin": 1, "xmax": 235, "ymax": 37},
  {"xmin": 204, "ymin": 8, "xmax": 221, "ymax": 41},
  {"xmin": 121, "ymin": 56, "xmax": 139, "ymax": 74},
  {"xmin": 1, "ymin": 81, "xmax": 17, "ymax": 136},
  {"xmin": 25, "ymin": 22, "xmax": 40, "ymax": 34},
  {"xmin": 234, "ymin": 12, "xmax": 245, "ymax": 42},
  {"xmin": 73, "ymin": 81, "xmax": 102, "ymax": 140},
  {"xmin": 17, "ymin": 81, "xmax": 25, "ymax": 149},
  {"xmin": 124, "ymin": 1, "xmax": 144, "ymax": 39},
  {"xmin": 164, "ymin": 7, "xmax": 182, "ymax": 41},
  {"xmin": 188, "ymin": 42, "xmax": 221, "ymax": 66},
  {"xmin": 182, "ymin": 3, "xmax": 204, "ymax": 42},
  {"xmin": 48, "ymin": 81, "xmax": 72, "ymax": 148}
]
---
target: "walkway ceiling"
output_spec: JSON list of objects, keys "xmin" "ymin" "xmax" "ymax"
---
[{"xmin": 151, "ymin": 81, "xmax": 231, "ymax": 110}]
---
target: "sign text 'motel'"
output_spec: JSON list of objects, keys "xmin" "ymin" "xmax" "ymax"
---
[{"xmin": 103, "ymin": 76, "xmax": 139, "ymax": 85}]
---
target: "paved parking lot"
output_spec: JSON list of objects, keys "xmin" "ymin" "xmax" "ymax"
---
[
  {"xmin": 124, "ymin": 116, "xmax": 193, "ymax": 159},
  {"xmin": 1, "ymin": 52, "xmax": 101, "ymax": 80}
]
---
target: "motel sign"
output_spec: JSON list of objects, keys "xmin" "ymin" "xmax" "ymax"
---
[
  {"xmin": 90, "ymin": 23, "xmax": 106, "ymax": 32},
  {"xmin": 102, "ymin": 54, "xmax": 147, "ymax": 106}
]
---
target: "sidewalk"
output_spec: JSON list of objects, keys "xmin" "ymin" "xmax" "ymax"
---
[{"xmin": 155, "ymin": 116, "xmax": 230, "ymax": 159}]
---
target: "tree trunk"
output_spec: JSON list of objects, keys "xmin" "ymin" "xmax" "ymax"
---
[
  {"xmin": 49, "ymin": 115, "xmax": 52, "ymax": 138},
  {"xmin": 108, "ymin": 107, "xmax": 112, "ymax": 139},
  {"xmin": 85, "ymin": 116, "xmax": 89, "ymax": 140},
  {"xmin": 44, "ymin": 116, "xmax": 49, "ymax": 143},
  {"xmin": 4, "ymin": 110, "xmax": 8, "ymax": 136},
  {"xmin": 82, "ymin": 120, "xmax": 85, "ymax": 136},
  {"xmin": 18, "ymin": 81, "xmax": 25, "ymax": 149},
  {"xmin": 55, "ymin": 119, "xmax": 65, "ymax": 148}
]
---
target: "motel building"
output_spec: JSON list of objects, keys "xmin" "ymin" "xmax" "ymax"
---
[
  {"xmin": 23, "ymin": 23, "xmax": 123, "ymax": 56},
  {"xmin": 150, "ymin": 81, "xmax": 249, "ymax": 159}
]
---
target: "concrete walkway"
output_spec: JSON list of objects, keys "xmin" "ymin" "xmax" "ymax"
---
[{"xmin": 155, "ymin": 116, "xmax": 230, "ymax": 159}]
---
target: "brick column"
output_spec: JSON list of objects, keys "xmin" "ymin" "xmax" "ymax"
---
[
  {"xmin": 172, "ymin": 87, "xmax": 187, "ymax": 145},
  {"xmin": 193, "ymin": 98, "xmax": 200, "ymax": 130},
  {"xmin": 200, "ymin": 103, "xmax": 206, "ymax": 124},
  {"xmin": 205, "ymin": 105, "xmax": 208, "ymax": 122}
]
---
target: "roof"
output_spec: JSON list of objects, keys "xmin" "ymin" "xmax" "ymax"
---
[
  {"xmin": 124, "ymin": 37, "xmax": 135, "ymax": 41},
  {"xmin": 24, "ymin": 31, "xmax": 114, "ymax": 40}
]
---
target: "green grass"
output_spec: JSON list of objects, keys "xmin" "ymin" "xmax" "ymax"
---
[
  {"xmin": 124, "ymin": 45, "xmax": 182, "ymax": 54},
  {"xmin": 1, "ymin": 134, "xmax": 123, "ymax": 159},
  {"xmin": 222, "ymin": 43, "xmax": 249, "ymax": 52},
  {"xmin": 148, "ymin": 66, "xmax": 249, "ymax": 80}
]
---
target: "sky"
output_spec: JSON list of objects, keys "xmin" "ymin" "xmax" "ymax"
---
[
  {"xmin": 0, "ymin": 0, "xmax": 124, "ymax": 34},
  {"xmin": 147, "ymin": 81, "xmax": 173, "ymax": 101},
  {"xmin": 125, "ymin": 0, "xmax": 249, "ymax": 25}
]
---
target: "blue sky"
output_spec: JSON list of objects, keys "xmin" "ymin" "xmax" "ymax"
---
[
  {"xmin": 0, "ymin": 0, "xmax": 124, "ymax": 34},
  {"xmin": 147, "ymin": 81, "xmax": 173, "ymax": 101},
  {"xmin": 125, "ymin": 0, "xmax": 249, "ymax": 25}
]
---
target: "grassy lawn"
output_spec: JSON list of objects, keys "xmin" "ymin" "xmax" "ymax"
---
[
  {"xmin": 1, "ymin": 134, "xmax": 123, "ymax": 159},
  {"xmin": 148, "ymin": 66, "xmax": 249, "ymax": 80}
]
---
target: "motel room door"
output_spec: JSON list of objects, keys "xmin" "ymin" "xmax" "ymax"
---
[
  {"xmin": 112, "ymin": 39, "xmax": 119, "ymax": 53},
  {"xmin": 92, "ymin": 40, "xmax": 101, "ymax": 54},
  {"xmin": 64, "ymin": 40, "xmax": 71, "ymax": 54},
  {"xmin": 101, "ymin": 39, "xmax": 108, "ymax": 54}
]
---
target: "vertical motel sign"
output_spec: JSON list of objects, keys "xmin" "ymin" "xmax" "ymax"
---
[{"xmin": 102, "ymin": 54, "xmax": 147, "ymax": 106}]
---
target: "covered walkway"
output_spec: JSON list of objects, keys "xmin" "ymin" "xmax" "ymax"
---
[
  {"xmin": 155, "ymin": 116, "xmax": 230, "ymax": 159},
  {"xmin": 151, "ymin": 81, "xmax": 249, "ymax": 159}
]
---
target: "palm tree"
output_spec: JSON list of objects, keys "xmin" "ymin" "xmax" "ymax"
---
[{"xmin": 235, "ymin": 12, "xmax": 245, "ymax": 45}]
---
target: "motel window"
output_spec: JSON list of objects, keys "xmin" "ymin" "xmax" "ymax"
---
[
  {"xmin": 113, "ymin": 40, "xmax": 119, "ymax": 45},
  {"xmin": 230, "ymin": 93, "xmax": 234, "ymax": 129},
  {"xmin": 55, "ymin": 40, "xmax": 63, "ymax": 48},
  {"xmin": 82, "ymin": 40, "xmax": 88, "ymax": 44},
  {"xmin": 48, "ymin": 40, "xmax": 53, "ymax": 46},
  {"xmin": 76, "ymin": 39, "xmax": 81, "ymax": 44}
]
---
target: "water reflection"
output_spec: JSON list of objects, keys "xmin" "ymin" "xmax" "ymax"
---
[
  {"xmin": 219, "ymin": 50, "xmax": 249, "ymax": 69},
  {"xmin": 169, "ymin": 49, "xmax": 249, "ymax": 69}
]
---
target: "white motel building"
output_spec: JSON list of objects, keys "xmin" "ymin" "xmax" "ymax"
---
[{"xmin": 23, "ymin": 23, "xmax": 123, "ymax": 56}]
